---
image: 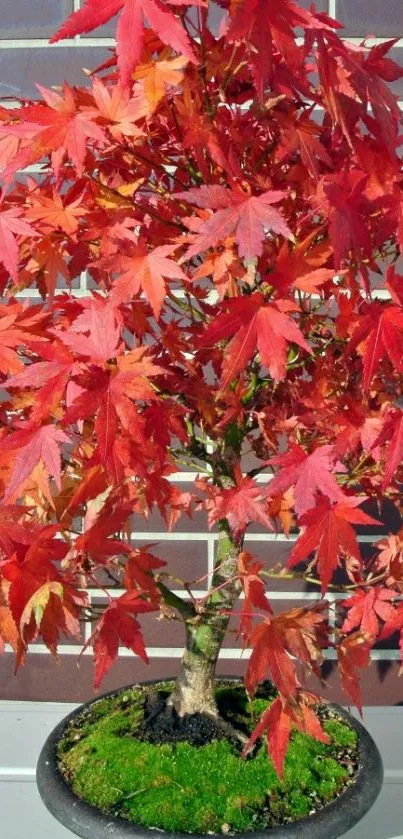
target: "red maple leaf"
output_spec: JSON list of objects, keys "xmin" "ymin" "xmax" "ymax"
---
[
  {"xmin": 0, "ymin": 505, "xmax": 36, "ymax": 557},
  {"xmin": 20, "ymin": 239, "xmax": 71, "ymax": 301},
  {"xmin": 3, "ymin": 84, "xmax": 105, "ymax": 177},
  {"xmin": 175, "ymin": 185, "xmax": 293, "ymax": 260},
  {"xmin": 337, "ymin": 632, "xmax": 372, "ymax": 713},
  {"xmin": 2, "ymin": 544, "xmax": 87, "ymax": 661},
  {"xmin": 277, "ymin": 109, "xmax": 333, "ymax": 181},
  {"xmin": 199, "ymin": 293, "xmax": 310, "ymax": 385},
  {"xmin": 0, "ymin": 598, "xmax": 19, "ymax": 655},
  {"xmin": 319, "ymin": 171, "xmax": 372, "ymax": 269},
  {"xmin": 375, "ymin": 531, "xmax": 403, "ymax": 590},
  {"xmin": 349, "ymin": 302, "xmax": 403, "ymax": 390},
  {"xmin": 341, "ymin": 587, "xmax": 396, "ymax": 638},
  {"xmin": 0, "ymin": 425, "xmax": 71, "ymax": 503},
  {"xmin": 5, "ymin": 343, "xmax": 77, "ymax": 424},
  {"xmin": 63, "ymin": 465, "xmax": 109, "ymax": 519},
  {"xmin": 243, "ymin": 692, "xmax": 330, "ymax": 777},
  {"xmin": 50, "ymin": 0, "xmax": 198, "ymax": 87},
  {"xmin": 143, "ymin": 401, "xmax": 188, "ymax": 457},
  {"xmin": 245, "ymin": 618, "xmax": 299, "ymax": 702},
  {"xmin": 205, "ymin": 469, "xmax": 273, "ymax": 540},
  {"xmin": 289, "ymin": 497, "xmax": 380, "ymax": 594},
  {"xmin": 226, "ymin": 0, "xmax": 315, "ymax": 100},
  {"xmin": 112, "ymin": 244, "xmax": 189, "ymax": 318},
  {"xmin": 0, "ymin": 206, "xmax": 39, "ymax": 281},
  {"xmin": 73, "ymin": 501, "xmax": 134, "ymax": 565},
  {"xmin": 379, "ymin": 602, "xmax": 403, "ymax": 669},
  {"xmin": 124, "ymin": 545, "xmax": 166, "ymax": 599},
  {"xmin": 0, "ymin": 306, "xmax": 48, "ymax": 375},
  {"xmin": 245, "ymin": 603, "xmax": 330, "ymax": 700},
  {"xmin": 60, "ymin": 348, "xmax": 164, "ymax": 479},
  {"xmin": 269, "ymin": 232, "xmax": 334, "ymax": 295},
  {"xmin": 56, "ymin": 298, "xmax": 123, "ymax": 364},
  {"xmin": 84, "ymin": 590, "xmax": 158, "ymax": 688},
  {"xmin": 65, "ymin": 349, "xmax": 164, "ymax": 418},
  {"xmin": 237, "ymin": 551, "xmax": 272, "ymax": 642},
  {"xmin": 320, "ymin": 36, "xmax": 403, "ymax": 157},
  {"xmin": 267, "ymin": 444, "xmax": 345, "ymax": 517},
  {"xmin": 371, "ymin": 410, "xmax": 403, "ymax": 489}
]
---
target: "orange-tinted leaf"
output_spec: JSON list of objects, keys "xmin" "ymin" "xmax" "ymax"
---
[
  {"xmin": 112, "ymin": 244, "xmax": 188, "ymax": 318},
  {"xmin": 134, "ymin": 55, "xmax": 188, "ymax": 110},
  {"xmin": 0, "ymin": 425, "xmax": 71, "ymax": 502}
]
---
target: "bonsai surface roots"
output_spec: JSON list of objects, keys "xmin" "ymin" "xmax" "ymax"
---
[{"xmin": 58, "ymin": 681, "xmax": 359, "ymax": 835}]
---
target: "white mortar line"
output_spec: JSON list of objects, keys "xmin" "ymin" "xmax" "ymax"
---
[
  {"xmin": 13, "ymin": 281, "xmax": 394, "ymax": 301},
  {"xmin": 325, "ymin": 649, "xmax": 402, "ymax": 661},
  {"xmin": 128, "ymin": 532, "xmax": 385, "ymax": 544},
  {"xmin": 72, "ymin": 0, "xmax": 82, "ymax": 45},
  {"xmin": 79, "ymin": 271, "xmax": 88, "ymax": 292},
  {"xmin": 84, "ymin": 587, "xmax": 93, "ymax": 643},
  {"xmin": 4, "ymin": 644, "xmax": 400, "ymax": 661},
  {"xmin": 87, "ymin": 589, "xmax": 205, "ymax": 600},
  {"xmin": 0, "ymin": 38, "xmax": 115, "ymax": 48},
  {"xmin": 207, "ymin": 536, "xmax": 216, "ymax": 589},
  {"xmin": 0, "ymin": 35, "xmax": 401, "ymax": 49},
  {"xmin": 326, "ymin": 592, "xmax": 337, "ymax": 630},
  {"xmin": 292, "ymin": 35, "xmax": 403, "ymax": 47},
  {"xmin": 15, "ymin": 287, "xmax": 91, "ymax": 298},
  {"xmin": 85, "ymin": 589, "xmax": 401, "ymax": 604}
]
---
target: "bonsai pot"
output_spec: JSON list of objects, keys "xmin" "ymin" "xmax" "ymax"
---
[{"xmin": 37, "ymin": 678, "xmax": 384, "ymax": 839}]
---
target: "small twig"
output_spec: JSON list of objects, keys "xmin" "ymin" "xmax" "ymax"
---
[
  {"xmin": 261, "ymin": 569, "xmax": 388, "ymax": 593},
  {"xmin": 123, "ymin": 787, "xmax": 148, "ymax": 801},
  {"xmin": 195, "ymin": 575, "xmax": 239, "ymax": 605}
]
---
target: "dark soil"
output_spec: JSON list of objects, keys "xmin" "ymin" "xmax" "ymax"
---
[{"xmin": 136, "ymin": 687, "xmax": 248, "ymax": 748}]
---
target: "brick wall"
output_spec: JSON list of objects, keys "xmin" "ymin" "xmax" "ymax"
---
[{"xmin": 0, "ymin": 1, "xmax": 402, "ymax": 704}]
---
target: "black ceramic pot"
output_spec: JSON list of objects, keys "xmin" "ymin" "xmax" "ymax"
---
[{"xmin": 37, "ymin": 678, "xmax": 383, "ymax": 839}]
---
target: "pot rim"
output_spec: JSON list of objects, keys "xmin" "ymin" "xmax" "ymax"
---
[{"xmin": 36, "ymin": 676, "xmax": 384, "ymax": 839}]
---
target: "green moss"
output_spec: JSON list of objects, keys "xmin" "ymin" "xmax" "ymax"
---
[
  {"xmin": 323, "ymin": 720, "xmax": 358, "ymax": 748},
  {"xmin": 59, "ymin": 683, "xmax": 358, "ymax": 835}
]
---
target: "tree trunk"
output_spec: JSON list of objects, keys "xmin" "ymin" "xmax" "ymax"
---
[{"xmin": 168, "ymin": 528, "xmax": 242, "ymax": 717}]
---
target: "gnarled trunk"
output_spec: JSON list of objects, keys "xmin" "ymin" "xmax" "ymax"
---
[{"xmin": 168, "ymin": 528, "xmax": 242, "ymax": 717}]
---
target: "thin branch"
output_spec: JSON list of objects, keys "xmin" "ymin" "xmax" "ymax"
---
[
  {"xmin": 261, "ymin": 569, "xmax": 388, "ymax": 593},
  {"xmin": 156, "ymin": 581, "xmax": 196, "ymax": 620}
]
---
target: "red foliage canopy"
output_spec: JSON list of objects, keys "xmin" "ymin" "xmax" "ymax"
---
[{"xmin": 1, "ymin": 0, "xmax": 403, "ymax": 773}]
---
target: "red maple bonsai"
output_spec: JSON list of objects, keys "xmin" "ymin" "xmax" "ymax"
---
[{"xmin": 0, "ymin": 0, "xmax": 403, "ymax": 775}]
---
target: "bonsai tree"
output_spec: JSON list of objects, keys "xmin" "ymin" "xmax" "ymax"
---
[{"xmin": 0, "ymin": 0, "xmax": 403, "ymax": 775}]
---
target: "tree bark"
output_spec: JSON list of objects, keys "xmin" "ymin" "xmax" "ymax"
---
[{"xmin": 168, "ymin": 528, "xmax": 242, "ymax": 717}]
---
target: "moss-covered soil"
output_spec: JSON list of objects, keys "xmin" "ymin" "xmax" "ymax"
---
[{"xmin": 58, "ymin": 681, "xmax": 359, "ymax": 835}]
